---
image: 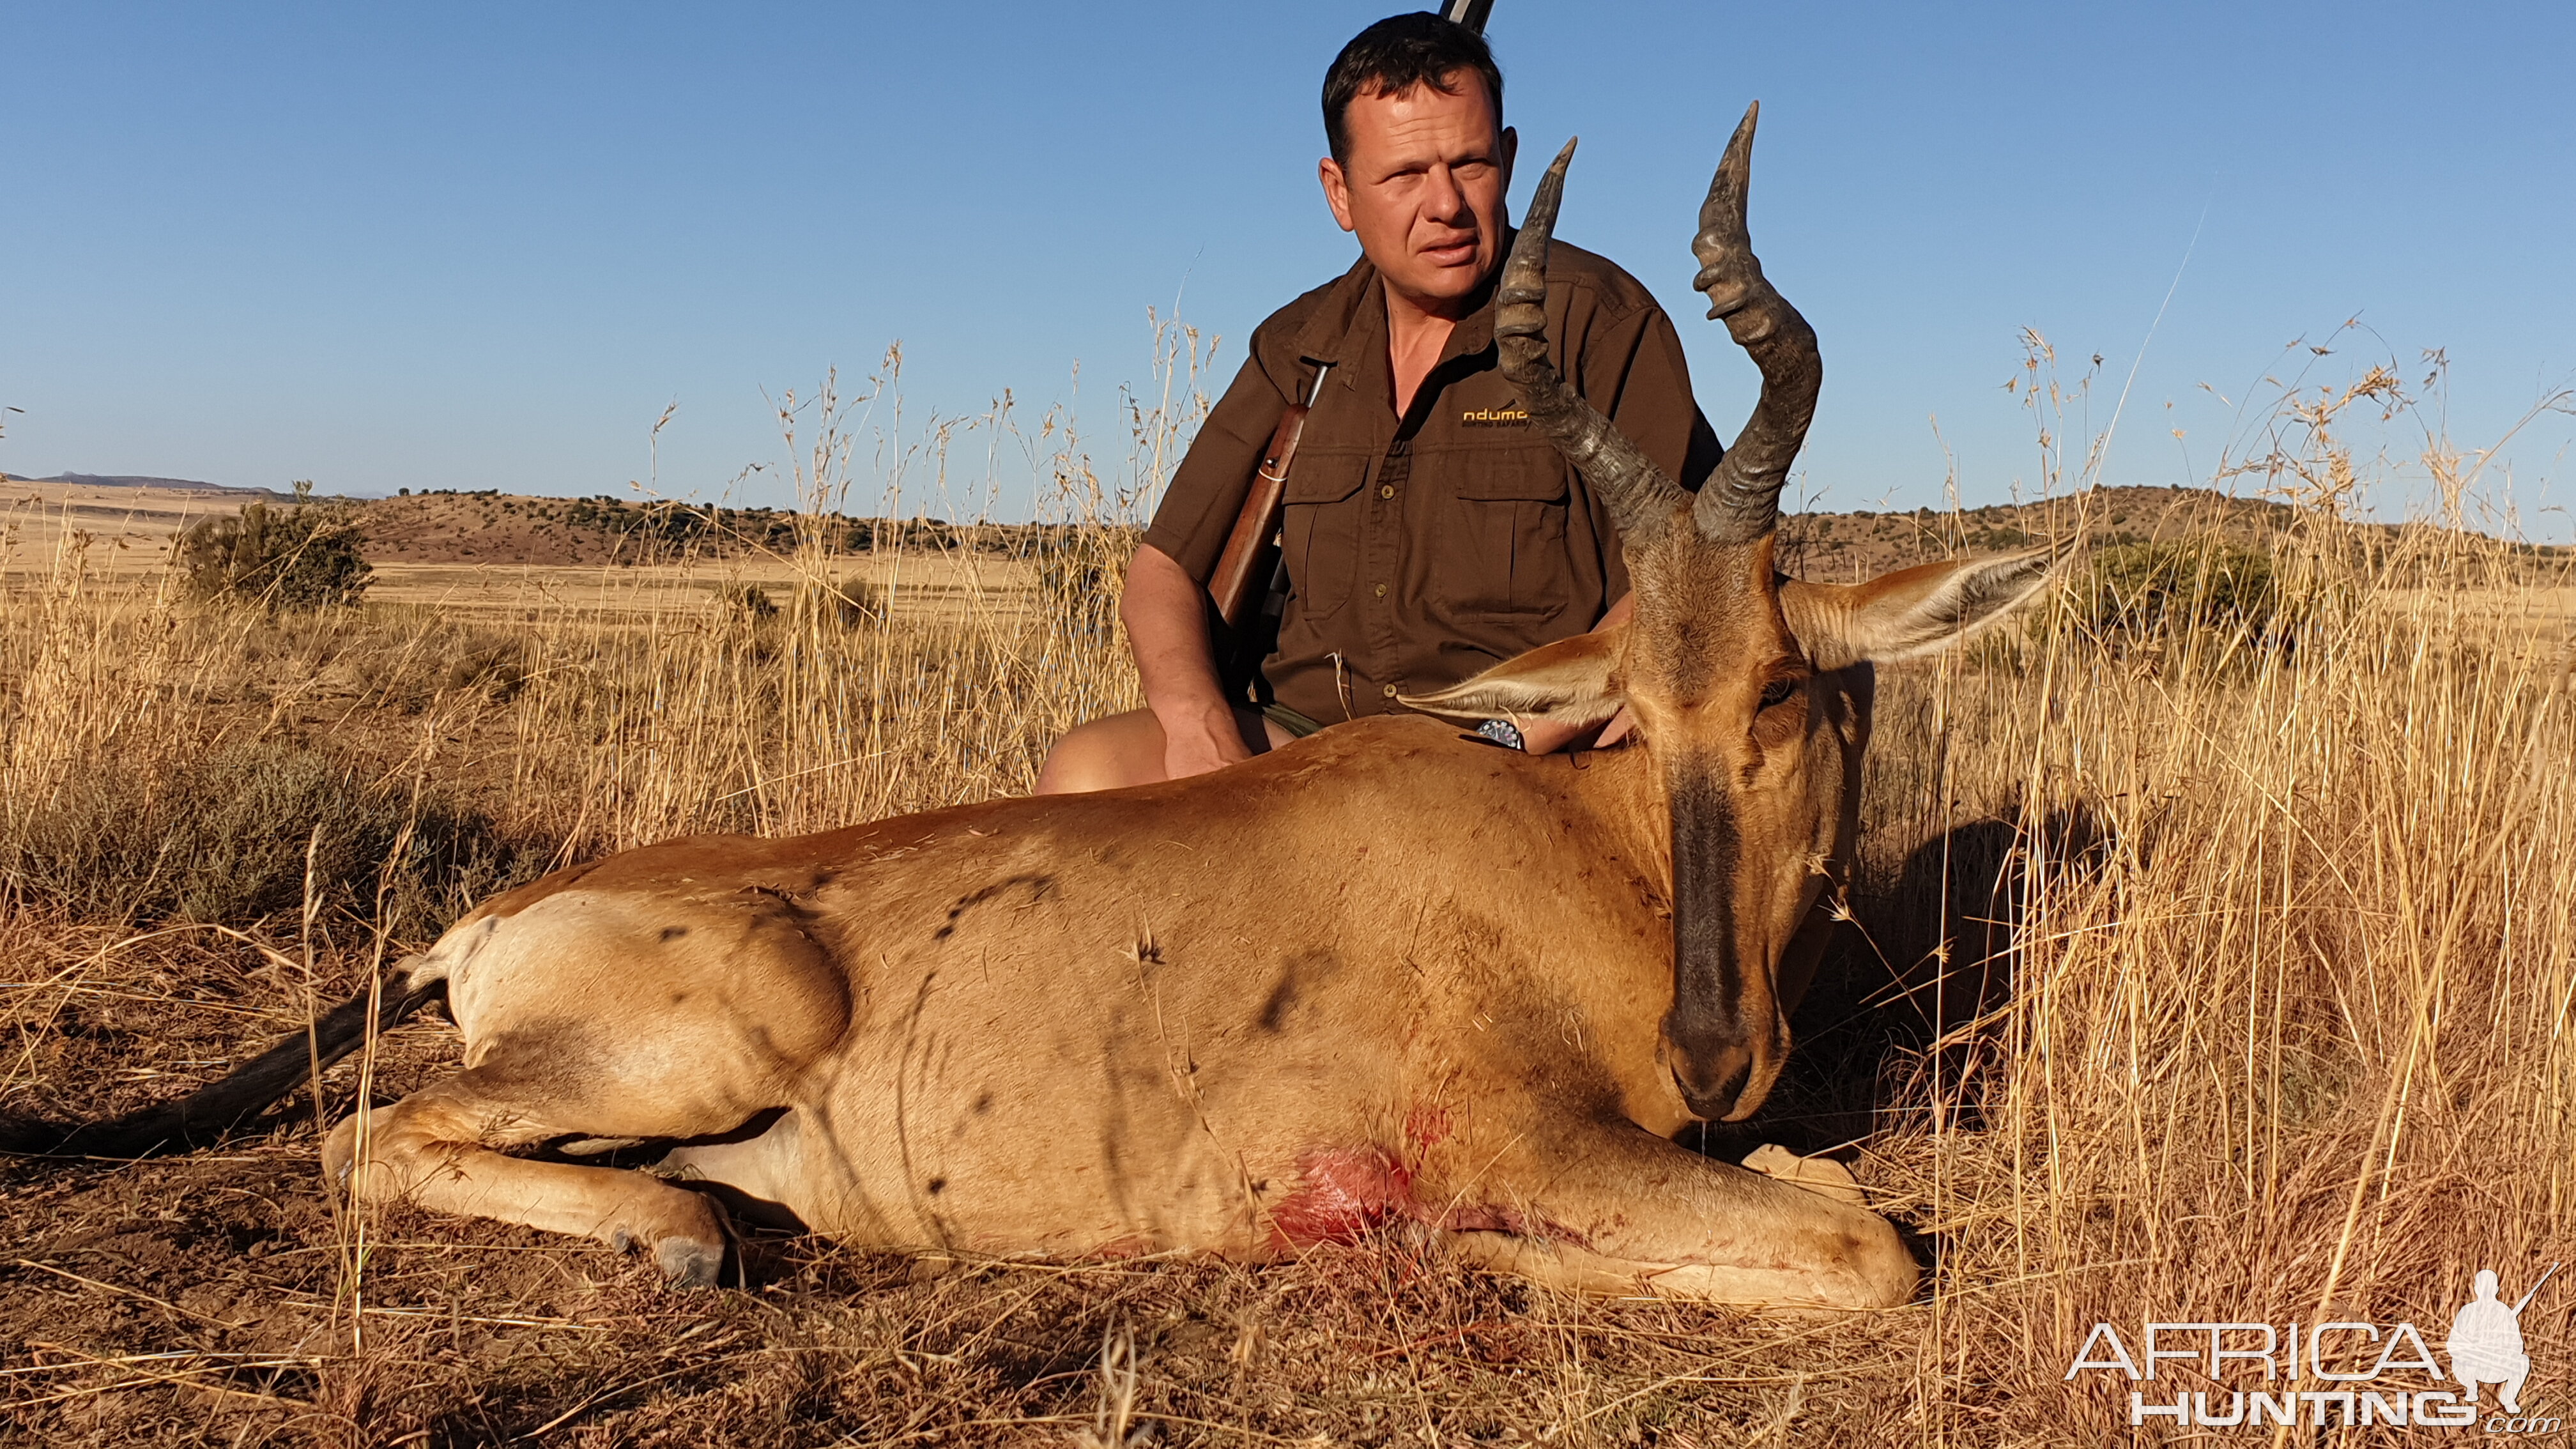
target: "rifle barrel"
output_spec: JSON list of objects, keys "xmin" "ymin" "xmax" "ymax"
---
[
  {"xmin": 1439, "ymin": 0, "xmax": 1494, "ymax": 36},
  {"xmin": 2511, "ymin": 1261, "xmax": 2561, "ymax": 1315}
]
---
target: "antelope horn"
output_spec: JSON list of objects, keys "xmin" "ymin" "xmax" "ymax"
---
[
  {"xmin": 1496, "ymin": 137, "xmax": 1688, "ymax": 546},
  {"xmin": 1689, "ymin": 102, "xmax": 1820, "ymax": 545}
]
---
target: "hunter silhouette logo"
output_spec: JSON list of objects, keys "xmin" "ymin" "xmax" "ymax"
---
[{"xmin": 2450, "ymin": 1264, "xmax": 2557, "ymax": 1415}]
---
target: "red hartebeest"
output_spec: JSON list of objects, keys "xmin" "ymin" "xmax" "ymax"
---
[{"xmin": 14, "ymin": 107, "xmax": 2048, "ymax": 1308}]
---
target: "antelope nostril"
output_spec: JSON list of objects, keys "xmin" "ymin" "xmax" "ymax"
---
[{"xmin": 1673, "ymin": 1047, "xmax": 1754, "ymax": 1122}]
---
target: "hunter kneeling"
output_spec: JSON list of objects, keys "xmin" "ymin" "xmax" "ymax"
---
[{"xmin": 1037, "ymin": 12, "xmax": 1721, "ymax": 793}]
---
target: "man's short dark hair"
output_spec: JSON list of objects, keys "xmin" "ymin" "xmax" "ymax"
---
[{"xmin": 1322, "ymin": 13, "xmax": 1504, "ymax": 167}]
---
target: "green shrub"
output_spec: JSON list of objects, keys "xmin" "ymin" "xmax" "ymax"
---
[
  {"xmin": 176, "ymin": 501, "xmax": 373, "ymax": 612},
  {"xmin": 2080, "ymin": 540, "xmax": 2286, "ymax": 649}
]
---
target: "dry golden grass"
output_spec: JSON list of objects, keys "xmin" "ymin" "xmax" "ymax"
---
[{"xmin": 3, "ymin": 348, "xmax": 2573, "ymax": 1444}]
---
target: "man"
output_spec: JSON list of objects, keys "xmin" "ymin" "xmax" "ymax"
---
[
  {"xmin": 1036, "ymin": 12, "xmax": 1719, "ymax": 793},
  {"xmin": 2448, "ymin": 1269, "xmax": 2534, "ymax": 1414}
]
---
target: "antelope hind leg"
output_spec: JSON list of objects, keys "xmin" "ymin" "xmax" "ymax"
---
[
  {"xmin": 1439, "ymin": 1123, "xmax": 1915, "ymax": 1308},
  {"xmin": 324, "ymin": 1073, "xmax": 733, "ymax": 1285},
  {"xmin": 325, "ymin": 881, "xmax": 855, "ymax": 1283}
]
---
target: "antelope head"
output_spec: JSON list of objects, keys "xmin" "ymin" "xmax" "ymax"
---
[{"xmin": 1406, "ymin": 108, "xmax": 2051, "ymax": 1122}]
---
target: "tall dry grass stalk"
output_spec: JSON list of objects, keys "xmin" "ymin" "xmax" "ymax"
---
[
  {"xmin": 1846, "ymin": 349, "xmax": 2576, "ymax": 1436},
  {"xmin": 3, "ymin": 333, "xmax": 2571, "ymax": 1439}
]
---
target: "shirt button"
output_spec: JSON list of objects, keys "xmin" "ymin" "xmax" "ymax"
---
[
  {"xmin": 1379, "ymin": 484, "xmax": 1396, "ymax": 500},
  {"xmin": 1373, "ymin": 582, "xmax": 1388, "ymax": 597},
  {"xmin": 1381, "ymin": 683, "xmax": 1399, "ymax": 698}
]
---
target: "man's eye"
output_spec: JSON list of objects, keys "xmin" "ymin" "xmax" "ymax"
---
[{"xmin": 1758, "ymin": 679, "xmax": 1799, "ymax": 710}]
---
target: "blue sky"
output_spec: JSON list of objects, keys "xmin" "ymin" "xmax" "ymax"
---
[{"xmin": 4, "ymin": 2, "xmax": 2570, "ymax": 530}]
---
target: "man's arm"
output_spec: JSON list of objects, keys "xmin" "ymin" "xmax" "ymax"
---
[
  {"xmin": 1119, "ymin": 542, "xmax": 1255, "ymax": 779},
  {"xmin": 1123, "ymin": 323, "xmax": 1307, "ymax": 779}
]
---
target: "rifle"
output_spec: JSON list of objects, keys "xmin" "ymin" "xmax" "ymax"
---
[
  {"xmin": 1202, "ymin": 1, "xmax": 1496, "ymax": 696},
  {"xmin": 2512, "ymin": 1262, "xmax": 2561, "ymax": 1315}
]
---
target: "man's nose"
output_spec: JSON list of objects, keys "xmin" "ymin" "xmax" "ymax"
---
[{"xmin": 1422, "ymin": 164, "xmax": 1469, "ymax": 224}]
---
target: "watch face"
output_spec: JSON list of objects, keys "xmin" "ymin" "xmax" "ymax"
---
[{"xmin": 1476, "ymin": 718, "xmax": 1526, "ymax": 751}]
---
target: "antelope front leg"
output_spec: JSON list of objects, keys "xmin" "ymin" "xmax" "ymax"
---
[{"xmin": 1432, "ymin": 1121, "xmax": 1916, "ymax": 1309}]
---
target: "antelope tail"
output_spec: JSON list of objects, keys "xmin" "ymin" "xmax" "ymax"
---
[{"xmin": 0, "ymin": 965, "xmax": 446, "ymax": 1160}]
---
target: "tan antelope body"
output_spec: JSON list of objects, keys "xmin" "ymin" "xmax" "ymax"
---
[
  {"xmin": 34, "ymin": 109, "xmax": 2051, "ymax": 1310},
  {"xmin": 353, "ymin": 712, "xmax": 1901, "ymax": 1302}
]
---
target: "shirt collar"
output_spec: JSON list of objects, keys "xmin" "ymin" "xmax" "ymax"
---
[{"xmin": 1292, "ymin": 236, "xmax": 1512, "ymax": 394}]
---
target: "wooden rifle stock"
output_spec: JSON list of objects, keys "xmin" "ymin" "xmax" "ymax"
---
[
  {"xmin": 1206, "ymin": 400, "xmax": 1312, "ymax": 629},
  {"xmin": 1204, "ymin": 365, "xmax": 1328, "ymax": 700}
]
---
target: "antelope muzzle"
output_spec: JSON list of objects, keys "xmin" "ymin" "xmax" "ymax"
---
[{"xmin": 1662, "ymin": 774, "xmax": 1788, "ymax": 1122}]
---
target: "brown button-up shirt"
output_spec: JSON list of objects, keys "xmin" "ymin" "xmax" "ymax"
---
[{"xmin": 1144, "ymin": 238, "xmax": 1721, "ymax": 728}]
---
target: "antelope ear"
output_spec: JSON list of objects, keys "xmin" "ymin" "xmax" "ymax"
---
[
  {"xmin": 1399, "ymin": 622, "xmax": 1628, "ymax": 725},
  {"xmin": 1782, "ymin": 549, "xmax": 2054, "ymax": 671}
]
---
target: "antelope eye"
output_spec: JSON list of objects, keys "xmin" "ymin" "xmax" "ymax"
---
[{"xmin": 1758, "ymin": 678, "xmax": 1800, "ymax": 711}]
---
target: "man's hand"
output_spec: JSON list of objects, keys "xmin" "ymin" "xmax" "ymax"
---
[
  {"xmin": 1158, "ymin": 701, "xmax": 1255, "ymax": 781},
  {"xmin": 1038, "ymin": 544, "xmax": 1285, "ymax": 795},
  {"xmin": 1123, "ymin": 543, "xmax": 1251, "ymax": 782}
]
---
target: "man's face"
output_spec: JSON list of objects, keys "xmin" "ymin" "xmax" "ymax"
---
[{"xmin": 1320, "ymin": 74, "xmax": 1516, "ymax": 316}]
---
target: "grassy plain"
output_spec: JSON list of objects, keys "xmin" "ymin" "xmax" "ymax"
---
[{"xmin": 2, "ymin": 361, "xmax": 2573, "ymax": 1445}]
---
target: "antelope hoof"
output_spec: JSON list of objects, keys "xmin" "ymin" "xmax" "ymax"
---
[
  {"xmin": 654, "ymin": 1235, "xmax": 726, "ymax": 1289},
  {"xmin": 1743, "ymin": 1144, "xmax": 1868, "ymax": 1208}
]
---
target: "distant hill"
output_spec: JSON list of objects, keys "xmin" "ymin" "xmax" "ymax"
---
[
  {"xmin": 348, "ymin": 483, "xmax": 2573, "ymax": 572},
  {"xmin": 28, "ymin": 471, "xmax": 292, "ymax": 500},
  {"xmin": 1775, "ymin": 483, "xmax": 2570, "ymax": 581},
  {"xmin": 358, "ymin": 489, "xmax": 1071, "ymax": 565}
]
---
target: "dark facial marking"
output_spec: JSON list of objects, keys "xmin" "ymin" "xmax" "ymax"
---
[
  {"xmin": 659, "ymin": 926, "xmax": 689, "ymax": 942},
  {"xmin": 1664, "ymin": 776, "xmax": 1754, "ymax": 1117},
  {"xmin": 926, "ymin": 1176, "xmax": 947, "ymax": 1195}
]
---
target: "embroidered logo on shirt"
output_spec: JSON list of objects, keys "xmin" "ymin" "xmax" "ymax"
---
[{"xmin": 1460, "ymin": 406, "xmax": 1531, "ymax": 427}]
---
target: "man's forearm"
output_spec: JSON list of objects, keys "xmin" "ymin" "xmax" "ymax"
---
[{"xmin": 1121, "ymin": 543, "xmax": 1238, "ymax": 736}]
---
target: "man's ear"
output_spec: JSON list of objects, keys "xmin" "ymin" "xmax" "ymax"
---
[
  {"xmin": 1498, "ymin": 124, "xmax": 1518, "ymax": 192},
  {"xmin": 1399, "ymin": 622, "xmax": 1626, "ymax": 724},
  {"xmin": 1319, "ymin": 157, "xmax": 1356, "ymax": 233},
  {"xmin": 1781, "ymin": 551, "xmax": 2054, "ymax": 671}
]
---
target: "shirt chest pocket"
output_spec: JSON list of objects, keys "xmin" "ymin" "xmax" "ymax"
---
[
  {"xmin": 1439, "ymin": 452, "xmax": 1575, "ymax": 618},
  {"xmin": 1282, "ymin": 454, "xmax": 1368, "ymax": 621}
]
